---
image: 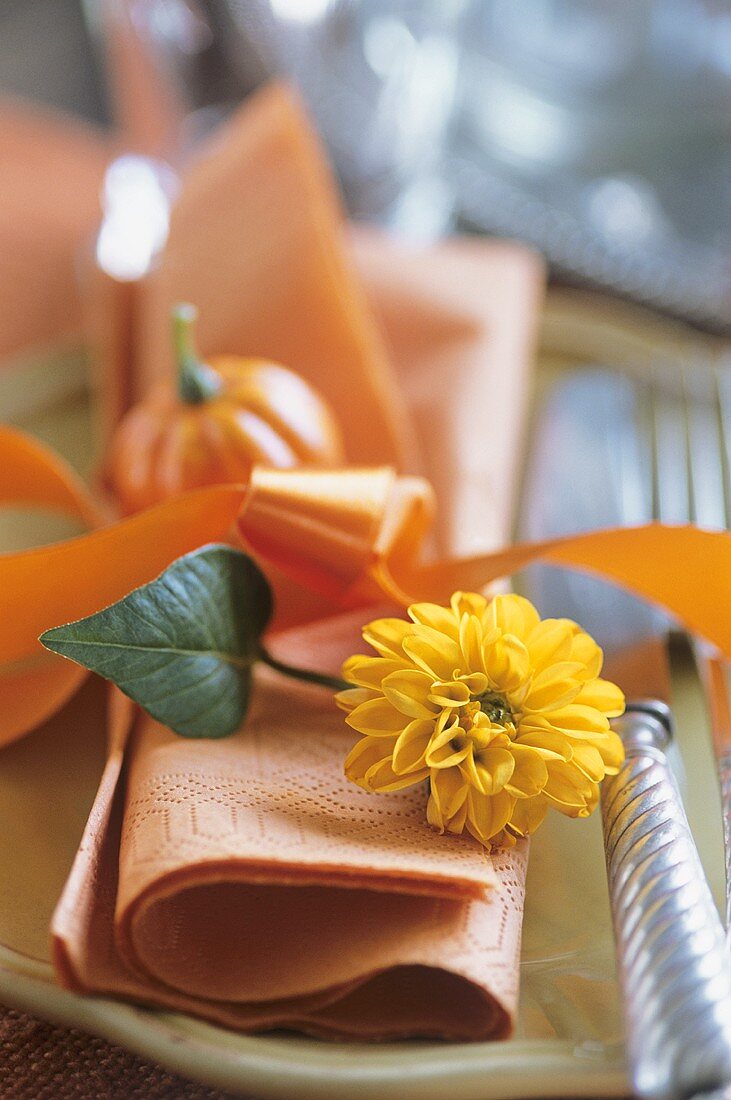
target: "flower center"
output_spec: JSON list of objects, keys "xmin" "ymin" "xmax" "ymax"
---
[
  {"xmin": 474, "ymin": 690, "xmax": 513, "ymax": 727},
  {"xmin": 454, "ymin": 694, "xmax": 516, "ymax": 745}
]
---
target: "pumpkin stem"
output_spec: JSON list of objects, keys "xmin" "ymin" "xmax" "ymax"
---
[{"xmin": 173, "ymin": 304, "xmax": 221, "ymax": 405}]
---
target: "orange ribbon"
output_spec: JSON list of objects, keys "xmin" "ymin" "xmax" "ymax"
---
[
  {"xmin": 3, "ymin": 428, "xmax": 731, "ymax": 747},
  {"xmin": 0, "ymin": 427, "xmax": 103, "ymax": 743},
  {"xmin": 238, "ymin": 467, "xmax": 731, "ymax": 659},
  {"xmin": 0, "ymin": 427, "xmax": 245, "ymax": 745}
]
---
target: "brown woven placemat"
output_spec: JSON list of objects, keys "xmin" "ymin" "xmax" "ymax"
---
[{"xmin": 0, "ymin": 1006, "xmax": 247, "ymax": 1099}]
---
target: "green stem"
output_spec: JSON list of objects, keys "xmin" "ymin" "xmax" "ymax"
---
[
  {"xmin": 173, "ymin": 303, "xmax": 221, "ymax": 404},
  {"xmin": 260, "ymin": 648, "xmax": 349, "ymax": 692}
]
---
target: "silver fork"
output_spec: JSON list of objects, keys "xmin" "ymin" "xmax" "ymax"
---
[
  {"xmin": 641, "ymin": 357, "xmax": 731, "ymax": 936},
  {"xmin": 520, "ymin": 362, "xmax": 731, "ymax": 1098}
]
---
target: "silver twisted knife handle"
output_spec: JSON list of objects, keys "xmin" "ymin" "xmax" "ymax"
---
[
  {"xmin": 718, "ymin": 750, "xmax": 731, "ymax": 939},
  {"xmin": 602, "ymin": 705, "xmax": 731, "ymax": 1100}
]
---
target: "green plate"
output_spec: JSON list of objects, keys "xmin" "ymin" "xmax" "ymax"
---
[{"xmin": 0, "ymin": 297, "xmax": 724, "ymax": 1097}]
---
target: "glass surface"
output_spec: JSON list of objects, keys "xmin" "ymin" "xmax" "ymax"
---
[
  {"xmin": 86, "ymin": 0, "xmax": 731, "ymax": 322},
  {"xmin": 225, "ymin": 0, "xmax": 469, "ymax": 237},
  {"xmin": 455, "ymin": 0, "xmax": 731, "ymax": 327}
]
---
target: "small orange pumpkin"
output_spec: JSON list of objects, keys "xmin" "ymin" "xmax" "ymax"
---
[{"xmin": 109, "ymin": 304, "xmax": 344, "ymax": 514}]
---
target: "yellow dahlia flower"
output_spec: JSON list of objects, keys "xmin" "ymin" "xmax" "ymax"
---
[{"xmin": 337, "ymin": 592, "xmax": 625, "ymax": 850}]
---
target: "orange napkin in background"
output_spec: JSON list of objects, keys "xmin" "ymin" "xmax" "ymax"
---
[
  {"xmin": 100, "ymin": 83, "xmax": 417, "ymax": 470},
  {"xmin": 48, "ymin": 82, "xmax": 544, "ymax": 1041},
  {"xmin": 353, "ymin": 229, "xmax": 539, "ymax": 556},
  {"xmin": 0, "ymin": 102, "xmax": 109, "ymax": 364}
]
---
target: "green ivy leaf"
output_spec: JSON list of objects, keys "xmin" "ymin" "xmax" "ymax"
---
[{"xmin": 40, "ymin": 544, "xmax": 273, "ymax": 739}]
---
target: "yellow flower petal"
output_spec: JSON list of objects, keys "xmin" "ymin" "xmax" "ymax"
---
[
  {"xmin": 524, "ymin": 703, "xmax": 610, "ymax": 738},
  {"xmin": 495, "ymin": 828, "xmax": 518, "ymax": 848},
  {"xmin": 459, "ymin": 613, "xmax": 485, "ymax": 674},
  {"xmin": 344, "ymin": 735, "xmax": 398, "ymax": 787},
  {"xmin": 459, "ymin": 741, "xmax": 508, "ymax": 793},
  {"xmin": 451, "ymin": 591, "xmax": 488, "ymax": 619},
  {"xmin": 435, "ymin": 707, "xmax": 456, "ymax": 733},
  {"xmin": 568, "ymin": 631, "xmax": 603, "ymax": 680},
  {"xmin": 408, "ymin": 601, "xmax": 460, "ymax": 639},
  {"xmin": 427, "ymin": 735, "xmax": 472, "ymax": 770},
  {"xmin": 430, "ymin": 765, "xmax": 470, "ymax": 819},
  {"xmin": 443, "ymin": 797, "xmax": 470, "ymax": 834},
  {"xmin": 504, "ymin": 743, "xmax": 548, "ymax": 798},
  {"xmin": 457, "ymin": 748, "xmax": 482, "ymax": 789},
  {"xmin": 569, "ymin": 743, "xmax": 605, "ymax": 782},
  {"xmin": 549, "ymin": 780, "xmax": 600, "ymax": 819},
  {"xmin": 366, "ymin": 757, "xmax": 429, "ymax": 792},
  {"xmin": 484, "ymin": 593, "xmax": 540, "ymax": 637},
  {"xmin": 522, "ymin": 662, "xmax": 584, "ymax": 712},
  {"xmin": 362, "ymin": 618, "xmax": 414, "ymax": 659},
  {"xmin": 345, "ymin": 697, "xmax": 409, "ymax": 737},
  {"xmin": 335, "ymin": 686, "xmax": 379, "ymax": 712},
  {"xmin": 482, "ymin": 633, "xmax": 531, "ymax": 694},
  {"xmin": 525, "ymin": 618, "xmax": 574, "ymax": 670},
  {"xmin": 458, "ymin": 671, "xmax": 489, "ymax": 695},
  {"xmin": 403, "ymin": 625, "xmax": 464, "ymax": 681},
  {"xmin": 575, "ymin": 678, "xmax": 626, "ymax": 718},
  {"xmin": 582, "ymin": 783, "xmax": 601, "ymax": 817},
  {"xmin": 543, "ymin": 759, "xmax": 595, "ymax": 809},
  {"xmin": 382, "ymin": 669, "xmax": 440, "ymax": 719},
  {"xmin": 428, "ymin": 679, "xmax": 471, "ymax": 707},
  {"xmin": 427, "ymin": 782, "xmax": 470, "ymax": 835},
  {"xmin": 392, "ymin": 719, "xmax": 436, "ymax": 774},
  {"xmin": 591, "ymin": 730, "xmax": 625, "ymax": 773},
  {"xmin": 427, "ymin": 791, "xmax": 445, "ymax": 832},
  {"xmin": 471, "ymin": 746, "xmax": 515, "ymax": 794},
  {"xmin": 509, "ymin": 794, "xmax": 549, "ymax": 836},
  {"xmin": 466, "ymin": 788, "xmax": 515, "ymax": 846},
  {"xmin": 514, "ymin": 727, "xmax": 573, "ymax": 760},
  {"xmin": 342, "ymin": 654, "xmax": 404, "ymax": 690}
]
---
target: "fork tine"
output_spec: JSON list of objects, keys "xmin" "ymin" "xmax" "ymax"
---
[
  {"xmin": 714, "ymin": 362, "xmax": 731, "ymax": 530},
  {"xmin": 647, "ymin": 358, "xmax": 692, "ymax": 526},
  {"xmin": 647, "ymin": 354, "xmax": 729, "ymax": 532},
  {"xmin": 685, "ymin": 358, "xmax": 728, "ymax": 531}
]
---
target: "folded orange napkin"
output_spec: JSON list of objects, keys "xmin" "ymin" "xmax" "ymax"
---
[
  {"xmin": 46, "ymin": 82, "xmax": 544, "ymax": 1040},
  {"xmin": 54, "ymin": 618, "xmax": 528, "ymax": 1041}
]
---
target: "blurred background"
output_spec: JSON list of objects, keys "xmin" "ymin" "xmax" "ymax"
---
[{"xmin": 2, "ymin": 0, "xmax": 730, "ymax": 330}]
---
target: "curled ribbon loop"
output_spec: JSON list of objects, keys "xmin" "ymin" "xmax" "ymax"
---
[
  {"xmin": 238, "ymin": 467, "xmax": 435, "ymax": 606},
  {"xmin": 237, "ymin": 465, "xmax": 731, "ymax": 660}
]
